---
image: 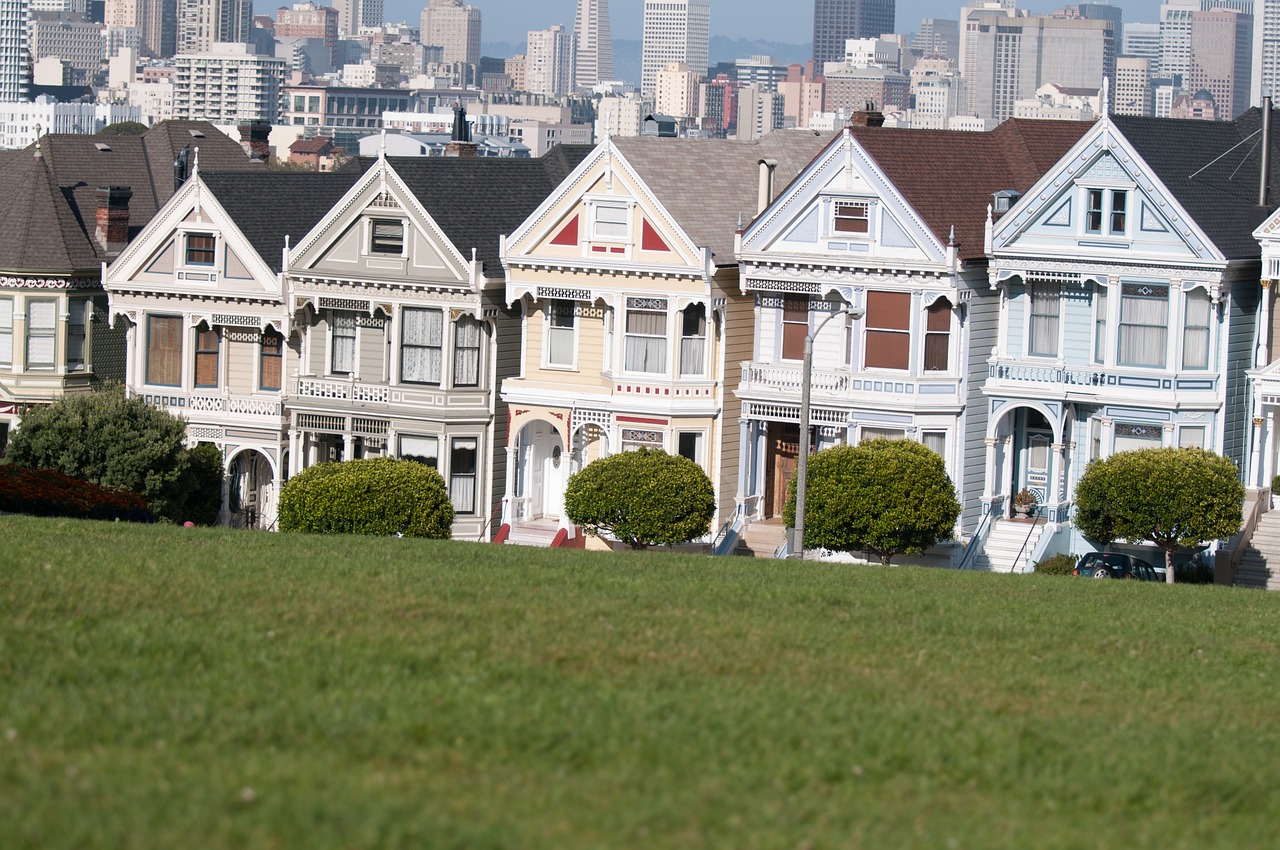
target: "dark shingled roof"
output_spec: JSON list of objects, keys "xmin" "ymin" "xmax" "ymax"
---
[
  {"xmin": 1112, "ymin": 109, "xmax": 1280, "ymax": 259},
  {"xmin": 0, "ymin": 121, "xmax": 259, "ymax": 275},
  {"xmin": 848, "ymin": 118, "xmax": 1093, "ymax": 260},
  {"xmin": 201, "ymin": 169, "xmax": 365, "ymax": 273},
  {"xmin": 358, "ymin": 144, "xmax": 595, "ymax": 274},
  {"xmin": 612, "ymin": 131, "xmax": 838, "ymax": 262}
]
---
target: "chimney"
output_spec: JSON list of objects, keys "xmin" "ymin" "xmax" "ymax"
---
[
  {"xmin": 445, "ymin": 140, "xmax": 479, "ymax": 157},
  {"xmin": 757, "ymin": 159, "xmax": 778, "ymax": 214},
  {"xmin": 1261, "ymin": 95, "xmax": 1273, "ymax": 208},
  {"xmin": 238, "ymin": 119, "xmax": 271, "ymax": 161},
  {"xmin": 95, "ymin": 186, "xmax": 132, "ymax": 254},
  {"xmin": 849, "ymin": 99, "xmax": 885, "ymax": 128}
]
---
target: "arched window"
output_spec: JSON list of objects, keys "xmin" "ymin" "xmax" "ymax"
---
[{"xmin": 924, "ymin": 298, "xmax": 951, "ymax": 371}]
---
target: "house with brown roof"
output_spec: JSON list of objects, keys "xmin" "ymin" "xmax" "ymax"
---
[
  {"xmin": 498, "ymin": 130, "xmax": 834, "ymax": 547},
  {"xmin": 734, "ymin": 113, "xmax": 1090, "ymax": 563},
  {"xmin": 288, "ymin": 136, "xmax": 347, "ymax": 172},
  {"xmin": 0, "ymin": 121, "xmax": 258, "ymax": 452}
]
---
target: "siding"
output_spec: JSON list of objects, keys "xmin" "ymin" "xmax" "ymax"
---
[
  {"xmin": 488, "ymin": 296, "xmax": 524, "ymax": 532},
  {"xmin": 758, "ymin": 295, "xmax": 777, "ymax": 362},
  {"xmin": 307, "ymin": 314, "xmax": 326, "ymax": 375},
  {"xmin": 1006, "ymin": 281, "xmax": 1025, "ymax": 359},
  {"xmin": 1224, "ymin": 279, "xmax": 1259, "ymax": 472},
  {"xmin": 961, "ymin": 284, "xmax": 999, "ymax": 533},
  {"xmin": 358, "ymin": 319, "xmax": 386, "ymax": 382},
  {"xmin": 227, "ymin": 334, "xmax": 255, "ymax": 394},
  {"xmin": 1061, "ymin": 290, "xmax": 1093, "ymax": 367},
  {"xmin": 718, "ymin": 291, "xmax": 755, "ymax": 520}
]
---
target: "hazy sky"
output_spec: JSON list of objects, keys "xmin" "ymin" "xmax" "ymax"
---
[{"xmin": 378, "ymin": 0, "xmax": 1168, "ymax": 46}]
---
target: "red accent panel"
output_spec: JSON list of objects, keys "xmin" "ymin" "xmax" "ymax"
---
[
  {"xmin": 550, "ymin": 214, "xmax": 579, "ymax": 246},
  {"xmin": 494, "ymin": 523, "xmax": 510, "ymax": 543},
  {"xmin": 641, "ymin": 218, "xmax": 672, "ymax": 252},
  {"xmin": 550, "ymin": 528, "xmax": 570, "ymax": 548},
  {"xmin": 616, "ymin": 415, "xmax": 669, "ymax": 425},
  {"xmin": 591, "ymin": 245, "xmax": 608, "ymax": 252}
]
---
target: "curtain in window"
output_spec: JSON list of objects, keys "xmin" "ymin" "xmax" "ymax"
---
[
  {"xmin": 1182, "ymin": 288, "xmax": 1211, "ymax": 370},
  {"xmin": 0, "ymin": 298, "xmax": 11, "ymax": 366},
  {"xmin": 1093, "ymin": 284, "xmax": 1108, "ymax": 364},
  {"xmin": 781, "ymin": 295, "xmax": 809, "ymax": 361},
  {"xmin": 146, "ymin": 315, "xmax": 182, "ymax": 385},
  {"xmin": 922, "ymin": 432, "xmax": 946, "ymax": 456},
  {"xmin": 26, "ymin": 301, "xmax": 56, "ymax": 368},
  {"xmin": 449, "ymin": 437, "xmax": 478, "ymax": 513},
  {"xmin": 1028, "ymin": 282, "xmax": 1060, "ymax": 357},
  {"xmin": 679, "ymin": 305, "xmax": 706, "ymax": 376},
  {"xmin": 398, "ymin": 434, "xmax": 438, "ymax": 467},
  {"xmin": 453, "ymin": 317, "xmax": 482, "ymax": 386},
  {"xmin": 624, "ymin": 309, "xmax": 666, "ymax": 373},
  {"xmin": 864, "ymin": 291, "xmax": 910, "ymax": 370},
  {"xmin": 195, "ymin": 327, "xmax": 219, "ymax": 387},
  {"xmin": 400, "ymin": 308, "xmax": 442, "ymax": 383},
  {"xmin": 923, "ymin": 299, "xmax": 950, "ymax": 371},
  {"xmin": 547, "ymin": 301, "xmax": 575, "ymax": 366},
  {"xmin": 1118, "ymin": 284, "xmax": 1168, "ymax": 367},
  {"xmin": 67, "ymin": 302, "xmax": 86, "ymax": 371},
  {"xmin": 260, "ymin": 332, "xmax": 283, "ymax": 391},
  {"xmin": 331, "ymin": 311, "xmax": 357, "ymax": 374}
]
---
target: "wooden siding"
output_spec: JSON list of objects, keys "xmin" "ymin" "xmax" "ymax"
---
[
  {"xmin": 961, "ymin": 287, "xmax": 999, "ymax": 532},
  {"xmin": 1006, "ymin": 281, "xmax": 1025, "ymax": 359},
  {"xmin": 358, "ymin": 319, "xmax": 386, "ymax": 382},
  {"xmin": 227, "ymin": 334, "xmax": 256, "ymax": 394},
  {"xmin": 718, "ymin": 293, "xmax": 755, "ymax": 519},
  {"xmin": 1225, "ymin": 280, "xmax": 1259, "ymax": 471},
  {"xmin": 1061, "ymin": 291, "xmax": 1092, "ymax": 367}
]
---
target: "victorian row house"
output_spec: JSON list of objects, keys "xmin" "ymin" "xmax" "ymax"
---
[
  {"xmin": 733, "ymin": 116, "xmax": 1091, "ymax": 566},
  {"xmin": 497, "ymin": 131, "xmax": 833, "ymax": 543},
  {"xmin": 0, "ymin": 122, "xmax": 258, "ymax": 453}
]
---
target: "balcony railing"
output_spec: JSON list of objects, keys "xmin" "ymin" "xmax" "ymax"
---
[
  {"xmin": 136, "ymin": 389, "xmax": 282, "ymax": 418},
  {"xmin": 986, "ymin": 358, "xmax": 1219, "ymax": 395},
  {"xmin": 741, "ymin": 362, "xmax": 851, "ymax": 395},
  {"xmin": 293, "ymin": 377, "xmax": 390, "ymax": 403}
]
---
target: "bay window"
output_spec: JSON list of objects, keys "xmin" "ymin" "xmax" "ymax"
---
[
  {"xmin": 1093, "ymin": 284, "xmax": 1108, "ymax": 364},
  {"xmin": 546, "ymin": 300, "xmax": 576, "ymax": 367},
  {"xmin": 781, "ymin": 295, "xmax": 809, "ymax": 361},
  {"xmin": 453, "ymin": 316, "xmax": 482, "ymax": 387},
  {"xmin": 67, "ymin": 300, "xmax": 87, "ymax": 372},
  {"xmin": 0, "ymin": 297, "xmax": 11, "ymax": 367},
  {"xmin": 260, "ymin": 331, "xmax": 283, "ymax": 391},
  {"xmin": 679, "ymin": 304, "xmax": 706, "ymax": 377},
  {"xmin": 401, "ymin": 307, "xmax": 443, "ymax": 384},
  {"xmin": 1028, "ymin": 281, "xmax": 1060, "ymax": 357},
  {"xmin": 1118, "ymin": 283, "xmax": 1168, "ymax": 367},
  {"xmin": 624, "ymin": 297, "xmax": 667, "ymax": 374},
  {"xmin": 1181, "ymin": 288, "xmax": 1211, "ymax": 370},
  {"xmin": 146, "ymin": 314, "xmax": 182, "ymax": 386},
  {"xmin": 25, "ymin": 300, "xmax": 56, "ymax": 370},
  {"xmin": 864, "ymin": 291, "xmax": 910, "ymax": 370},
  {"xmin": 194, "ymin": 326, "xmax": 219, "ymax": 387},
  {"xmin": 923, "ymin": 299, "xmax": 950, "ymax": 371},
  {"xmin": 330, "ymin": 311, "xmax": 357, "ymax": 375}
]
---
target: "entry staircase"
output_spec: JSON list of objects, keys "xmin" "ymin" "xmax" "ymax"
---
[
  {"xmin": 1236, "ymin": 509, "xmax": 1280, "ymax": 590},
  {"xmin": 502, "ymin": 518, "xmax": 563, "ymax": 548},
  {"xmin": 734, "ymin": 518, "xmax": 788, "ymax": 558},
  {"xmin": 972, "ymin": 518, "xmax": 1046, "ymax": 573}
]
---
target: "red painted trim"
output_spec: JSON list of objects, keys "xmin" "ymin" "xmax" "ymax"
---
[
  {"xmin": 494, "ymin": 523, "xmax": 510, "ymax": 543},
  {"xmin": 641, "ymin": 218, "xmax": 672, "ymax": 252},
  {"xmin": 550, "ymin": 214, "xmax": 579, "ymax": 246},
  {"xmin": 616, "ymin": 415, "xmax": 669, "ymax": 425},
  {"xmin": 550, "ymin": 528, "xmax": 569, "ymax": 548}
]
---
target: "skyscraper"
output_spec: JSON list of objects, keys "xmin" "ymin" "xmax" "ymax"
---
[
  {"xmin": 572, "ymin": 0, "xmax": 612, "ymax": 90},
  {"xmin": 1253, "ymin": 0, "xmax": 1280, "ymax": 101},
  {"xmin": 0, "ymin": 0, "xmax": 28, "ymax": 101},
  {"xmin": 420, "ymin": 0, "xmax": 481, "ymax": 67},
  {"xmin": 641, "ymin": 0, "xmax": 709, "ymax": 96},
  {"xmin": 812, "ymin": 0, "xmax": 896, "ymax": 67},
  {"xmin": 526, "ymin": 24, "xmax": 573, "ymax": 98},
  {"xmin": 1189, "ymin": 6, "xmax": 1252, "ymax": 118},
  {"xmin": 176, "ymin": 0, "xmax": 251, "ymax": 54}
]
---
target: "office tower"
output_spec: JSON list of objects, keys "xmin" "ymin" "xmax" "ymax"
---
[
  {"xmin": 961, "ymin": 12, "xmax": 1116, "ymax": 122},
  {"xmin": 0, "ymin": 0, "xmax": 28, "ymax": 101},
  {"xmin": 420, "ymin": 0, "xmax": 480, "ymax": 66},
  {"xmin": 526, "ymin": 24, "xmax": 573, "ymax": 97},
  {"xmin": 29, "ymin": 18, "xmax": 103, "ymax": 84},
  {"xmin": 573, "ymin": 0, "xmax": 612, "ymax": 89},
  {"xmin": 177, "ymin": 0, "xmax": 251, "ymax": 54},
  {"xmin": 655, "ymin": 61, "xmax": 699, "ymax": 118},
  {"xmin": 912, "ymin": 17, "xmax": 958, "ymax": 58},
  {"xmin": 1162, "ymin": 0, "xmax": 1251, "ymax": 82},
  {"xmin": 1061, "ymin": 2, "xmax": 1123, "ymax": 39},
  {"xmin": 173, "ymin": 41, "xmax": 285, "ymax": 122},
  {"xmin": 1254, "ymin": 0, "xmax": 1280, "ymax": 101},
  {"xmin": 138, "ymin": 0, "xmax": 177, "ymax": 57},
  {"xmin": 641, "ymin": 0, "xmax": 709, "ymax": 96},
  {"xmin": 812, "ymin": 0, "xmax": 896, "ymax": 67},
  {"xmin": 1115, "ymin": 56, "xmax": 1153, "ymax": 114},
  {"xmin": 735, "ymin": 55, "xmax": 787, "ymax": 91},
  {"xmin": 1123, "ymin": 21, "xmax": 1161, "ymax": 74},
  {"xmin": 1189, "ymin": 7, "xmax": 1252, "ymax": 117}
]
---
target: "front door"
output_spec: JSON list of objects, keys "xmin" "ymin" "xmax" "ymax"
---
[
  {"xmin": 1011, "ymin": 409, "xmax": 1052, "ymax": 512},
  {"xmin": 765, "ymin": 423, "xmax": 800, "ymax": 519}
]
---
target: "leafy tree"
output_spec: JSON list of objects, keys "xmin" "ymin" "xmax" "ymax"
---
[
  {"xmin": 7, "ymin": 387, "xmax": 194, "ymax": 521},
  {"xmin": 564, "ymin": 448, "xmax": 716, "ymax": 549},
  {"xmin": 1073, "ymin": 447, "xmax": 1243, "ymax": 584},
  {"xmin": 183, "ymin": 442, "xmax": 225, "ymax": 526},
  {"xmin": 783, "ymin": 439, "xmax": 961, "ymax": 564},
  {"xmin": 96, "ymin": 121, "xmax": 149, "ymax": 136},
  {"xmin": 278, "ymin": 457, "xmax": 454, "ymax": 538}
]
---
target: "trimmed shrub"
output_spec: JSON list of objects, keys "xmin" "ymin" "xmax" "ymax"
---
[
  {"xmin": 564, "ymin": 448, "xmax": 716, "ymax": 549},
  {"xmin": 0, "ymin": 464, "xmax": 154, "ymax": 522},
  {"xmin": 278, "ymin": 457, "xmax": 454, "ymax": 538},
  {"xmin": 1034, "ymin": 553, "xmax": 1076, "ymax": 576},
  {"xmin": 182, "ymin": 442, "xmax": 224, "ymax": 527}
]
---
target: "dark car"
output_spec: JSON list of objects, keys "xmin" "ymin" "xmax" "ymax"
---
[{"xmin": 1073, "ymin": 552, "xmax": 1162, "ymax": 582}]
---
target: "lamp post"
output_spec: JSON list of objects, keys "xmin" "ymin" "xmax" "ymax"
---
[{"xmin": 792, "ymin": 304, "xmax": 865, "ymax": 559}]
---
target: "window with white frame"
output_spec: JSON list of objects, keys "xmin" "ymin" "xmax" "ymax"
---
[
  {"xmin": 781, "ymin": 295, "xmax": 809, "ymax": 361},
  {"xmin": 369, "ymin": 219, "xmax": 404, "ymax": 255},
  {"xmin": 401, "ymin": 307, "xmax": 443, "ymax": 384},
  {"xmin": 67, "ymin": 300, "xmax": 87, "ymax": 372},
  {"xmin": 833, "ymin": 200, "xmax": 871, "ymax": 234},
  {"xmin": 1028, "ymin": 281, "xmax": 1060, "ymax": 357},
  {"xmin": 923, "ymin": 299, "xmax": 950, "ymax": 371},
  {"xmin": 1114, "ymin": 422, "xmax": 1163, "ymax": 452},
  {"xmin": 1093, "ymin": 283, "xmax": 1108, "ymax": 364},
  {"xmin": 185, "ymin": 232, "xmax": 215, "ymax": 266},
  {"xmin": 146, "ymin": 314, "xmax": 182, "ymax": 386},
  {"xmin": 26, "ymin": 299, "xmax": 57, "ymax": 370},
  {"xmin": 624, "ymin": 297, "xmax": 667, "ymax": 374},
  {"xmin": 260, "ymin": 330, "xmax": 283, "ymax": 391},
  {"xmin": 677, "ymin": 431, "xmax": 704, "ymax": 466},
  {"xmin": 194, "ymin": 326, "xmax": 219, "ymax": 388},
  {"xmin": 330, "ymin": 311, "xmax": 357, "ymax": 375},
  {"xmin": 1086, "ymin": 189, "xmax": 1104, "ymax": 234},
  {"xmin": 1182, "ymin": 288, "xmax": 1211, "ymax": 370},
  {"xmin": 1110, "ymin": 191, "xmax": 1128, "ymax": 234},
  {"xmin": 546, "ymin": 300, "xmax": 576, "ymax": 367},
  {"xmin": 453, "ymin": 316, "xmax": 482, "ymax": 387},
  {"xmin": 921, "ymin": 431, "xmax": 946, "ymax": 457},
  {"xmin": 592, "ymin": 203, "xmax": 629, "ymax": 240},
  {"xmin": 1085, "ymin": 189, "xmax": 1128, "ymax": 236},
  {"xmin": 1118, "ymin": 282, "xmax": 1168, "ymax": 368},
  {"xmin": 1178, "ymin": 425, "xmax": 1206, "ymax": 449},
  {"xmin": 0, "ymin": 297, "xmax": 11, "ymax": 367},
  {"xmin": 449, "ymin": 437, "xmax": 478, "ymax": 514},
  {"xmin": 679, "ymin": 304, "xmax": 706, "ymax": 377},
  {"xmin": 398, "ymin": 434, "xmax": 438, "ymax": 467},
  {"xmin": 621, "ymin": 428, "xmax": 664, "ymax": 451},
  {"xmin": 864, "ymin": 291, "xmax": 910, "ymax": 370}
]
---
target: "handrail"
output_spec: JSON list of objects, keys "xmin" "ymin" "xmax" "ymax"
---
[
  {"xmin": 772, "ymin": 534, "xmax": 789, "ymax": 560},
  {"xmin": 477, "ymin": 503, "xmax": 504, "ymax": 541},
  {"xmin": 711, "ymin": 504, "xmax": 744, "ymax": 556},
  {"xmin": 956, "ymin": 507, "xmax": 994, "ymax": 569},
  {"xmin": 1009, "ymin": 507, "xmax": 1046, "ymax": 573}
]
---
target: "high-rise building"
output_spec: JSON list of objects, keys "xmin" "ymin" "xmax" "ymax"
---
[
  {"xmin": 28, "ymin": 18, "xmax": 103, "ymax": 84},
  {"xmin": 735, "ymin": 55, "xmax": 787, "ymax": 92},
  {"xmin": 173, "ymin": 41, "xmax": 285, "ymax": 122},
  {"xmin": 1189, "ymin": 6, "xmax": 1252, "ymax": 118},
  {"xmin": 1122, "ymin": 21, "xmax": 1161, "ymax": 75},
  {"xmin": 0, "ymin": 0, "xmax": 28, "ymax": 101},
  {"xmin": 961, "ymin": 12, "xmax": 1116, "ymax": 122},
  {"xmin": 420, "ymin": 0, "xmax": 480, "ymax": 66},
  {"xmin": 1114, "ymin": 56, "xmax": 1154, "ymax": 114},
  {"xmin": 1253, "ymin": 0, "xmax": 1280, "ymax": 102},
  {"xmin": 912, "ymin": 17, "xmax": 958, "ymax": 58},
  {"xmin": 177, "ymin": 0, "xmax": 251, "ymax": 54},
  {"xmin": 138, "ymin": 0, "xmax": 177, "ymax": 57},
  {"xmin": 1161, "ymin": 0, "xmax": 1251, "ymax": 82},
  {"xmin": 641, "ymin": 0, "xmax": 709, "ymax": 96},
  {"xmin": 812, "ymin": 0, "xmax": 896, "ymax": 67},
  {"xmin": 526, "ymin": 24, "xmax": 573, "ymax": 98},
  {"xmin": 572, "ymin": 0, "xmax": 612, "ymax": 90},
  {"xmin": 333, "ymin": 0, "xmax": 381, "ymax": 37},
  {"xmin": 655, "ymin": 61, "xmax": 699, "ymax": 118}
]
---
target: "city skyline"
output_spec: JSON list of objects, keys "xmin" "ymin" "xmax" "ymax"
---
[{"xmin": 368, "ymin": 0, "xmax": 1173, "ymax": 46}]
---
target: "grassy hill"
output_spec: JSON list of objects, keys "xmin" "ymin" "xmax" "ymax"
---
[{"xmin": 3, "ymin": 515, "xmax": 1279, "ymax": 848}]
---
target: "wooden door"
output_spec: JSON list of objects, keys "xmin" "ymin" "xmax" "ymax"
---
[{"xmin": 765, "ymin": 423, "xmax": 800, "ymax": 519}]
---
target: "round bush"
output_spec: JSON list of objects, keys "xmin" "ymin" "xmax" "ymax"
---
[
  {"xmin": 1034, "ymin": 553, "xmax": 1076, "ymax": 576},
  {"xmin": 564, "ymin": 447, "xmax": 716, "ymax": 548},
  {"xmin": 278, "ymin": 457, "xmax": 454, "ymax": 538}
]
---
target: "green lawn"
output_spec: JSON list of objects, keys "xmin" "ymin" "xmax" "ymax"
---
[{"xmin": 2, "ymin": 515, "xmax": 1279, "ymax": 849}]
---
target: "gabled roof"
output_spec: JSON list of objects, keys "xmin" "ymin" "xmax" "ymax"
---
[
  {"xmin": 355, "ymin": 144, "xmax": 594, "ymax": 273},
  {"xmin": 0, "ymin": 121, "xmax": 258, "ymax": 275},
  {"xmin": 848, "ymin": 118, "xmax": 1093, "ymax": 260},
  {"xmin": 1111, "ymin": 110, "xmax": 1280, "ymax": 259},
  {"xmin": 611, "ymin": 130, "xmax": 837, "ymax": 262},
  {"xmin": 200, "ymin": 169, "xmax": 365, "ymax": 273}
]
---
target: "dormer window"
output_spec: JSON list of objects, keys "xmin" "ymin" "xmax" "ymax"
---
[
  {"xmin": 370, "ymin": 219, "xmax": 404, "ymax": 255},
  {"xmin": 833, "ymin": 201, "xmax": 870, "ymax": 234},
  {"xmin": 185, "ymin": 233, "xmax": 215, "ymax": 266},
  {"xmin": 592, "ymin": 204, "xmax": 629, "ymax": 240},
  {"xmin": 992, "ymin": 190, "xmax": 1020, "ymax": 214},
  {"xmin": 1085, "ymin": 189, "xmax": 1128, "ymax": 236}
]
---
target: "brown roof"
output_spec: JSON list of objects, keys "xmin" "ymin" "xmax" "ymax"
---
[
  {"xmin": 848, "ymin": 118, "xmax": 1093, "ymax": 260},
  {"xmin": 612, "ymin": 130, "xmax": 838, "ymax": 264},
  {"xmin": 290, "ymin": 136, "xmax": 337, "ymax": 154},
  {"xmin": 0, "ymin": 121, "xmax": 260, "ymax": 275}
]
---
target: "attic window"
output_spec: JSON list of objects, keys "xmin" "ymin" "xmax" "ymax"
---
[
  {"xmin": 94, "ymin": 142, "xmax": 111, "ymax": 152},
  {"xmin": 370, "ymin": 219, "xmax": 404, "ymax": 255},
  {"xmin": 188, "ymin": 129, "xmax": 206, "ymax": 138},
  {"xmin": 833, "ymin": 201, "xmax": 870, "ymax": 234},
  {"xmin": 992, "ymin": 191, "xmax": 1020, "ymax": 214}
]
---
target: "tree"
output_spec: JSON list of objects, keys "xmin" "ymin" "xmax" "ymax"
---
[
  {"xmin": 7, "ymin": 387, "xmax": 197, "ymax": 522},
  {"xmin": 563, "ymin": 448, "xmax": 716, "ymax": 549},
  {"xmin": 96, "ymin": 121, "xmax": 149, "ymax": 136},
  {"xmin": 184, "ymin": 442, "xmax": 225, "ymax": 527},
  {"xmin": 1073, "ymin": 447, "xmax": 1243, "ymax": 584},
  {"xmin": 783, "ymin": 439, "xmax": 961, "ymax": 564},
  {"xmin": 277, "ymin": 457, "xmax": 454, "ymax": 538}
]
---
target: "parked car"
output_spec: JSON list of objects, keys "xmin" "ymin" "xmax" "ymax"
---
[{"xmin": 1073, "ymin": 552, "xmax": 1163, "ymax": 582}]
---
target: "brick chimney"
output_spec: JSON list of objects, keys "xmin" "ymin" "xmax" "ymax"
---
[
  {"xmin": 94, "ymin": 186, "xmax": 132, "ymax": 254},
  {"xmin": 444, "ymin": 140, "xmax": 479, "ymax": 157},
  {"xmin": 238, "ymin": 119, "xmax": 271, "ymax": 161},
  {"xmin": 849, "ymin": 100, "xmax": 885, "ymax": 127}
]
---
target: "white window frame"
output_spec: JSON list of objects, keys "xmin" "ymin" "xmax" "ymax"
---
[
  {"xmin": 1026, "ymin": 280, "xmax": 1061, "ymax": 359},
  {"xmin": 623, "ymin": 296, "xmax": 668, "ymax": 376},
  {"xmin": 452, "ymin": 315, "xmax": 483, "ymax": 388},
  {"xmin": 675, "ymin": 429, "xmax": 708, "ymax": 472},
  {"xmin": 1117, "ymin": 282, "xmax": 1169, "ymax": 369},
  {"xmin": 397, "ymin": 434, "xmax": 439, "ymax": 468},
  {"xmin": 368, "ymin": 217, "xmax": 406, "ymax": 257},
  {"xmin": 25, "ymin": 298, "xmax": 57, "ymax": 371},
  {"xmin": 1181, "ymin": 287, "xmax": 1212, "ymax": 371},
  {"xmin": 830, "ymin": 198, "xmax": 873, "ymax": 237},
  {"xmin": 329, "ymin": 310, "xmax": 357, "ymax": 376},
  {"xmin": 400, "ymin": 306, "xmax": 444, "ymax": 385},
  {"xmin": 544, "ymin": 300, "xmax": 578, "ymax": 370},
  {"xmin": 1082, "ymin": 186, "xmax": 1132, "ymax": 238},
  {"xmin": 0, "ymin": 296, "xmax": 13, "ymax": 367},
  {"xmin": 589, "ymin": 201, "xmax": 630, "ymax": 242},
  {"xmin": 67, "ymin": 298, "xmax": 88, "ymax": 373},
  {"xmin": 678, "ymin": 303, "xmax": 708, "ymax": 378}
]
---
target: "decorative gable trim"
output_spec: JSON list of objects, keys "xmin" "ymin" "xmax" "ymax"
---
[
  {"xmin": 641, "ymin": 218, "xmax": 672, "ymax": 252},
  {"xmin": 550, "ymin": 214, "xmax": 579, "ymax": 246}
]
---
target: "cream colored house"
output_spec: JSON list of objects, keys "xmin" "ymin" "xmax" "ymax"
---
[{"xmin": 499, "ymin": 131, "xmax": 833, "ymax": 545}]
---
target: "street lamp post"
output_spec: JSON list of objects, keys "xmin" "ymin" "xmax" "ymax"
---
[{"xmin": 792, "ymin": 304, "xmax": 865, "ymax": 559}]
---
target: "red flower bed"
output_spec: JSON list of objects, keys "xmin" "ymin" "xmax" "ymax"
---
[{"xmin": 0, "ymin": 465, "xmax": 155, "ymax": 523}]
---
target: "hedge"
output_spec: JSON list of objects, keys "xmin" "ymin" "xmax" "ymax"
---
[
  {"xmin": 0, "ymin": 464, "xmax": 154, "ymax": 523},
  {"xmin": 277, "ymin": 457, "xmax": 454, "ymax": 538}
]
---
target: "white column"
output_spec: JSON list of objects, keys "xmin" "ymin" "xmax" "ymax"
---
[
  {"xmin": 1162, "ymin": 422, "xmax": 1175, "ymax": 448},
  {"xmin": 1050, "ymin": 442, "xmax": 1067, "ymax": 509},
  {"xmin": 1258, "ymin": 280, "xmax": 1273, "ymax": 367},
  {"xmin": 343, "ymin": 433, "xmax": 354, "ymax": 461},
  {"xmin": 1099, "ymin": 417, "xmax": 1114, "ymax": 459},
  {"xmin": 736, "ymin": 417, "xmax": 751, "ymax": 511},
  {"xmin": 1264, "ymin": 412, "xmax": 1276, "ymax": 490},
  {"xmin": 502, "ymin": 446, "xmax": 518, "ymax": 525},
  {"xmin": 982, "ymin": 436, "xmax": 998, "ymax": 503},
  {"xmin": 289, "ymin": 429, "xmax": 301, "ymax": 477}
]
